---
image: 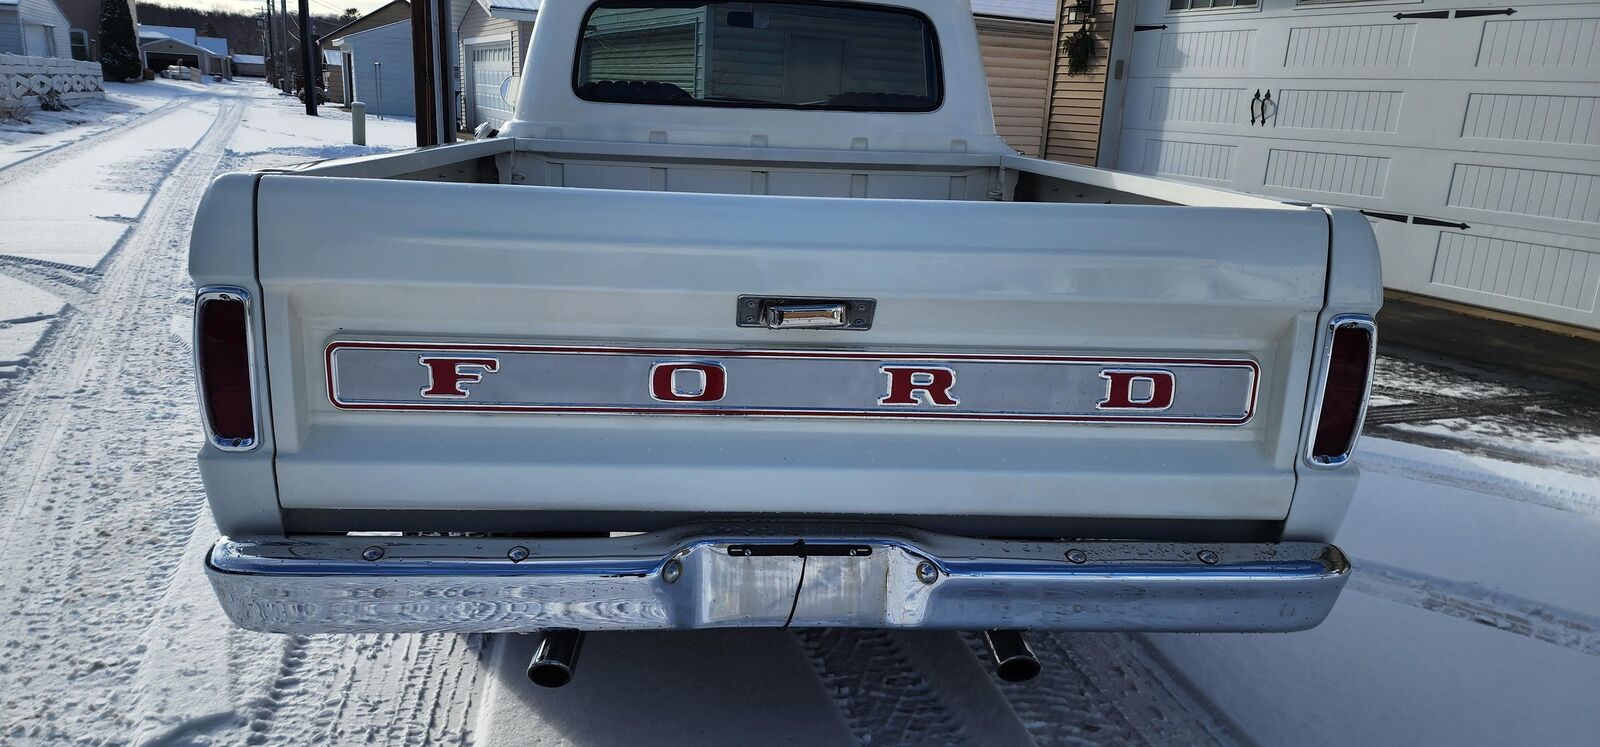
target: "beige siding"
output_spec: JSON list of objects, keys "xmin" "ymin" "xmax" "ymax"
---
[
  {"xmin": 975, "ymin": 18, "xmax": 1052, "ymax": 157},
  {"xmin": 325, "ymin": 62, "xmax": 345, "ymax": 104},
  {"xmin": 1044, "ymin": 0, "xmax": 1115, "ymax": 165}
]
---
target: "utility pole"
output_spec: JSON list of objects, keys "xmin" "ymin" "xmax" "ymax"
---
[
  {"xmin": 279, "ymin": 0, "xmax": 290, "ymax": 93},
  {"xmin": 409, "ymin": 0, "xmax": 455, "ymax": 146},
  {"xmin": 263, "ymin": 0, "xmax": 275, "ymax": 87},
  {"xmin": 299, "ymin": 0, "xmax": 317, "ymax": 114}
]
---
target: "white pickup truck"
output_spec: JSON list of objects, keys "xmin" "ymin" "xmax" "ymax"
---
[{"xmin": 192, "ymin": 0, "xmax": 1379, "ymax": 684}]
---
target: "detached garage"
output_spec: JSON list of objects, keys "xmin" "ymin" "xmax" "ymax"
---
[
  {"xmin": 456, "ymin": 0, "xmax": 538, "ymax": 133},
  {"xmin": 332, "ymin": 19, "xmax": 415, "ymax": 118},
  {"xmin": 1089, "ymin": 0, "xmax": 1600, "ymax": 330}
]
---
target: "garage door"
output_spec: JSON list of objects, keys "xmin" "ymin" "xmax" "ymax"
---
[
  {"xmin": 468, "ymin": 43, "xmax": 516, "ymax": 131},
  {"xmin": 1114, "ymin": 0, "xmax": 1600, "ymax": 329}
]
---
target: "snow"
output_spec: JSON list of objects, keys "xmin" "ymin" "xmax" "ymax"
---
[
  {"xmin": 1148, "ymin": 437, "xmax": 1600, "ymax": 746},
  {"xmin": 1, "ymin": 75, "xmax": 1598, "ymax": 744},
  {"xmin": 0, "ymin": 82, "xmax": 184, "ymax": 171}
]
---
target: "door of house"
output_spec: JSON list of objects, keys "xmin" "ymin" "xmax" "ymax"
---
[
  {"xmin": 468, "ymin": 42, "xmax": 516, "ymax": 131},
  {"xmin": 1113, "ymin": 0, "xmax": 1600, "ymax": 329}
]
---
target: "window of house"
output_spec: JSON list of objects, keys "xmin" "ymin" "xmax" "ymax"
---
[
  {"xmin": 574, "ymin": 0, "xmax": 943, "ymax": 112},
  {"xmin": 1168, "ymin": 0, "xmax": 1257, "ymax": 10},
  {"xmin": 70, "ymin": 29, "xmax": 90, "ymax": 61}
]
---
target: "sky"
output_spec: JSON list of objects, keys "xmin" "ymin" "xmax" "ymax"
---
[{"xmin": 152, "ymin": 0, "xmax": 396, "ymax": 17}]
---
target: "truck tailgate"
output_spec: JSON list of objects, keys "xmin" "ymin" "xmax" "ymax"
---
[{"xmin": 254, "ymin": 176, "xmax": 1328, "ymax": 526}]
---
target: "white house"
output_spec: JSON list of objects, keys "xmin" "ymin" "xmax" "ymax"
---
[
  {"xmin": 0, "ymin": 0, "xmax": 72, "ymax": 58},
  {"xmin": 331, "ymin": 19, "xmax": 415, "ymax": 117}
]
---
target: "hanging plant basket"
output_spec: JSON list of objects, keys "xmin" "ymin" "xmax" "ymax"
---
[{"xmin": 1063, "ymin": 26, "xmax": 1096, "ymax": 76}]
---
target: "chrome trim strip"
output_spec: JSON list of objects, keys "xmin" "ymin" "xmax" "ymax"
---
[
  {"xmin": 324, "ymin": 341, "xmax": 1262, "ymax": 425},
  {"xmin": 205, "ymin": 527, "xmax": 1350, "ymax": 634},
  {"xmin": 193, "ymin": 286, "xmax": 261, "ymax": 452},
  {"xmin": 1303, "ymin": 314, "xmax": 1377, "ymax": 470}
]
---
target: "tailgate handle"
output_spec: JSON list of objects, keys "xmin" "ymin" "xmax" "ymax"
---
[
  {"xmin": 737, "ymin": 296, "xmax": 876, "ymax": 330},
  {"xmin": 768, "ymin": 303, "xmax": 847, "ymax": 329}
]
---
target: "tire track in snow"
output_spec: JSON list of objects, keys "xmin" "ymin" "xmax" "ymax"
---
[
  {"xmin": 1348, "ymin": 559, "xmax": 1600, "ymax": 656},
  {"xmin": 0, "ymin": 254, "xmax": 100, "ymax": 305},
  {"xmin": 0, "ymin": 95, "xmax": 191, "ymax": 185},
  {"xmin": 967, "ymin": 632, "xmax": 1239, "ymax": 747},
  {"xmin": 795, "ymin": 629, "xmax": 973, "ymax": 745},
  {"xmin": 0, "ymin": 96, "xmax": 243, "ymax": 743}
]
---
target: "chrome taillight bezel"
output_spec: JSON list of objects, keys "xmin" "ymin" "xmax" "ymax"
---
[
  {"xmin": 194, "ymin": 285, "xmax": 261, "ymax": 452},
  {"xmin": 1304, "ymin": 313, "xmax": 1377, "ymax": 469}
]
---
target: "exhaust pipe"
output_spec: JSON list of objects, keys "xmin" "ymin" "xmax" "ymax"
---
[
  {"xmin": 982, "ymin": 630, "xmax": 1041, "ymax": 683},
  {"xmin": 527, "ymin": 630, "xmax": 585, "ymax": 688}
]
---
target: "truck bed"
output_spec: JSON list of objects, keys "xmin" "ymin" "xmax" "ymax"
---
[{"xmin": 272, "ymin": 137, "xmax": 1304, "ymax": 208}]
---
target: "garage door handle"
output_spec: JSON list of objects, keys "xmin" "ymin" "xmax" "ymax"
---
[
  {"xmin": 1249, "ymin": 90, "xmax": 1261, "ymax": 125},
  {"xmin": 1260, "ymin": 89, "xmax": 1272, "ymax": 126}
]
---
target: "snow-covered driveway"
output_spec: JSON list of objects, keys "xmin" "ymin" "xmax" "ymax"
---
[{"xmin": 0, "ymin": 82, "xmax": 1595, "ymax": 746}]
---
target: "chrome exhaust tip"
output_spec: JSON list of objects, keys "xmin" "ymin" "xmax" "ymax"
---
[
  {"xmin": 527, "ymin": 629, "xmax": 585, "ymax": 688},
  {"xmin": 983, "ymin": 629, "xmax": 1041, "ymax": 683}
]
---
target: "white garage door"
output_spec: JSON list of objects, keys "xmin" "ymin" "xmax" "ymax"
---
[
  {"xmin": 1114, "ymin": 0, "xmax": 1600, "ymax": 329},
  {"xmin": 469, "ymin": 43, "xmax": 516, "ymax": 131}
]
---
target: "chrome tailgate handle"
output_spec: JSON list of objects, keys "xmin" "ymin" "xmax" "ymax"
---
[
  {"xmin": 767, "ymin": 303, "xmax": 846, "ymax": 329},
  {"xmin": 737, "ymin": 296, "xmax": 875, "ymax": 330}
]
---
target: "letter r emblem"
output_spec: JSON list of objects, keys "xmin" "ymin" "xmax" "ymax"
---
[{"xmin": 879, "ymin": 365, "xmax": 959, "ymax": 407}]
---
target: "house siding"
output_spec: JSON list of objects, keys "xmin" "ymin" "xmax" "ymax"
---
[
  {"xmin": 975, "ymin": 16, "xmax": 1052, "ymax": 157},
  {"xmin": 345, "ymin": 21, "xmax": 416, "ymax": 117},
  {"xmin": 1044, "ymin": 0, "xmax": 1116, "ymax": 165},
  {"xmin": 456, "ymin": 2, "xmax": 529, "ymax": 129},
  {"xmin": 18, "ymin": 0, "xmax": 71, "ymax": 57}
]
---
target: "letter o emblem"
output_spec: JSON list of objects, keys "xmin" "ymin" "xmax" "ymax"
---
[{"xmin": 650, "ymin": 362, "xmax": 727, "ymax": 402}]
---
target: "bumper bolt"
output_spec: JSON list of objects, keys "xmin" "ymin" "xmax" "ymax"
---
[
  {"xmin": 662, "ymin": 558, "xmax": 683, "ymax": 584},
  {"xmin": 1198, "ymin": 550, "xmax": 1220, "ymax": 565},
  {"xmin": 361, "ymin": 546, "xmax": 385, "ymax": 562},
  {"xmin": 1065, "ymin": 549, "xmax": 1088, "ymax": 564},
  {"xmin": 508, "ymin": 546, "xmax": 530, "ymax": 562},
  {"xmin": 915, "ymin": 561, "xmax": 939, "ymax": 585}
]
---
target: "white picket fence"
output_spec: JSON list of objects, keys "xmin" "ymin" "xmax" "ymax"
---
[{"xmin": 0, "ymin": 54, "xmax": 105, "ymax": 110}]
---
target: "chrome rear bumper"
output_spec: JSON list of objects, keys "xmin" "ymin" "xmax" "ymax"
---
[{"xmin": 206, "ymin": 525, "xmax": 1349, "ymax": 634}]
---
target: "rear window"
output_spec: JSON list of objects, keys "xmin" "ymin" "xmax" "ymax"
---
[{"xmin": 574, "ymin": 1, "xmax": 942, "ymax": 112}]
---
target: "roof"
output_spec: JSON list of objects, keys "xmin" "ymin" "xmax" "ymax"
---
[
  {"xmin": 479, "ymin": 0, "xmax": 538, "ymax": 21},
  {"xmin": 196, "ymin": 36, "xmax": 229, "ymax": 57},
  {"xmin": 334, "ymin": 18, "xmax": 410, "ymax": 46},
  {"xmin": 0, "ymin": 0, "xmax": 18, "ymax": 7},
  {"xmin": 140, "ymin": 36, "xmax": 217, "ymax": 57},
  {"xmin": 319, "ymin": 0, "xmax": 410, "ymax": 48},
  {"xmin": 969, "ymin": 0, "xmax": 1055, "ymax": 22},
  {"xmin": 232, "ymin": 54, "xmax": 265, "ymax": 65},
  {"xmin": 140, "ymin": 24, "xmax": 198, "ymax": 44}
]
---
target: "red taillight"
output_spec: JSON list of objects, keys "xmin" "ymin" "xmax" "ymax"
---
[
  {"xmin": 196, "ymin": 287, "xmax": 257, "ymax": 450},
  {"xmin": 1307, "ymin": 316, "xmax": 1375, "ymax": 468}
]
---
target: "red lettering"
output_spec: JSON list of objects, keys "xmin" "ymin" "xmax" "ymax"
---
[
  {"xmin": 651, "ymin": 362, "xmax": 727, "ymax": 402},
  {"xmin": 879, "ymin": 366, "xmax": 959, "ymax": 407},
  {"xmin": 419, "ymin": 357, "xmax": 499, "ymax": 398},
  {"xmin": 1097, "ymin": 369, "xmax": 1175, "ymax": 410}
]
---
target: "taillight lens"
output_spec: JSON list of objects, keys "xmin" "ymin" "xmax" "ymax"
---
[
  {"xmin": 196, "ymin": 287, "xmax": 257, "ymax": 450},
  {"xmin": 1307, "ymin": 315, "xmax": 1375, "ymax": 468}
]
